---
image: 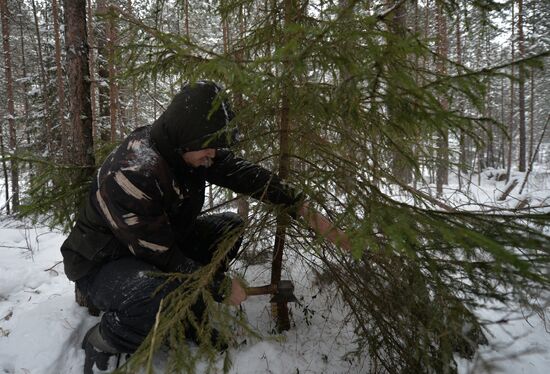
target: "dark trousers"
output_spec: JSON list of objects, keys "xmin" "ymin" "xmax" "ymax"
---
[{"xmin": 76, "ymin": 212, "xmax": 244, "ymax": 353}]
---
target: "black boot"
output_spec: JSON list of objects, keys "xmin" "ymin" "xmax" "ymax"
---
[{"xmin": 82, "ymin": 323, "xmax": 119, "ymax": 374}]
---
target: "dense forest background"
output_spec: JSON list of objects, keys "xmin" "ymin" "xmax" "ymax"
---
[{"xmin": 1, "ymin": 0, "xmax": 549, "ymax": 373}]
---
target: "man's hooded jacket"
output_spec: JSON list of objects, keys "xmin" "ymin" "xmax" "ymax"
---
[{"xmin": 61, "ymin": 82, "xmax": 302, "ymax": 281}]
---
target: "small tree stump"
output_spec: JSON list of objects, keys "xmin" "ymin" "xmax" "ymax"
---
[
  {"xmin": 495, "ymin": 173, "xmax": 508, "ymax": 182},
  {"xmin": 497, "ymin": 179, "xmax": 518, "ymax": 201},
  {"xmin": 515, "ymin": 197, "xmax": 530, "ymax": 210}
]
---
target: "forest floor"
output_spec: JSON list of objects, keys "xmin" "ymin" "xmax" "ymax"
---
[{"xmin": 0, "ymin": 168, "xmax": 549, "ymax": 374}]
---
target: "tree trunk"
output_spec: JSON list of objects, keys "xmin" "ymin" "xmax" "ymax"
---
[
  {"xmin": 271, "ymin": 0, "xmax": 298, "ymax": 332},
  {"xmin": 435, "ymin": 2, "xmax": 448, "ymax": 196},
  {"xmin": 53, "ymin": 0, "xmax": 67, "ymax": 160},
  {"xmin": 63, "ymin": 0, "xmax": 95, "ymax": 172},
  {"xmin": 456, "ymin": 9, "xmax": 465, "ymax": 190},
  {"xmin": 483, "ymin": 34, "xmax": 495, "ymax": 169},
  {"xmin": 0, "ymin": 126, "xmax": 9, "ymax": 213},
  {"xmin": 184, "ymin": 0, "xmax": 189, "ymax": 37},
  {"xmin": 505, "ymin": 3, "xmax": 515, "ymax": 183},
  {"xmin": 517, "ymin": 0, "xmax": 526, "ymax": 172},
  {"xmin": 106, "ymin": 6, "xmax": 119, "ymax": 141},
  {"xmin": 127, "ymin": 0, "xmax": 138, "ymax": 128},
  {"xmin": 96, "ymin": 0, "xmax": 110, "ymax": 140},
  {"xmin": 17, "ymin": 0, "xmax": 30, "ymax": 155},
  {"xmin": 222, "ymin": 19, "xmax": 229, "ymax": 54},
  {"xmin": 388, "ymin": 1, "xmax": 413, "ymax": 185},
  {"xmin": 500, "ymin": 74, "xmax": 506, "ymax": 168},
  {"xmin": 226, "ymin": 3, "xmax": 251, "ymax": 220},
  {"xmin": 87, "ymin": 0, "xmax": 98, "ymax": 142},
  {"xmin": 1, "ymin": 0, "xmax": 19, "ymax": 211},
  {"xmin": 31, "ymin": 0, "xmax": 51, "ymax": 151},
  {"xmin": 528, "ymin": 69, "xmax": 534, "ymax": 163},
  {"xmin": 0, "ymin": 3, "xmax": 9, "ymax": 213}
]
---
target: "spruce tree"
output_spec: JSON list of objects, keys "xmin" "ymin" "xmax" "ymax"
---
[
  {"xmin": 9, "ymin": 0, "xmax": 549, "ymax": 372},
  {"xmin": 99, "ymin": 1, "xmax": 550, "ymax": 373}
]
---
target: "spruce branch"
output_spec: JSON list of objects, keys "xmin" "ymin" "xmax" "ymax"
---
[{"xmin": 423, "ymin": 49, "xmax": 550, "ymax": 89}]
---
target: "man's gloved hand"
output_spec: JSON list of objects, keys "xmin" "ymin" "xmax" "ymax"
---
[{"xmin": 226, "ymin": 278, "xmax": 247, "ymax": 305}]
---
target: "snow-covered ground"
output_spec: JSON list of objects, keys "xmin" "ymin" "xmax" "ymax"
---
[
  {"xmin": 0, "ymin": 219, "xmax": 364, "ymax": 374},
  {"xmin": 0, "ymin": 168, "xmax": 549, "ymax": 373}
]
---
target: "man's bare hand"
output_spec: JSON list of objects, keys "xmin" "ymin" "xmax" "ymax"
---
[
  {"xmin": 298, "ymin": 202, "xmax": 352, "ymax": 252},
  {"xmin": 226, "ymin": 278, "xmax": 247, "ymax": 306}
]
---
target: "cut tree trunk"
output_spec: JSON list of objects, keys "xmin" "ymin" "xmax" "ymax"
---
[{"xmin": 497, "ymin": 179, "xmax": 519, "ymax": 201}]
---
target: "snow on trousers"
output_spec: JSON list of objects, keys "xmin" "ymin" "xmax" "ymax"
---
[{"xmin": 76, "ymin": 212, "xmax": 244, "ymax": 353}]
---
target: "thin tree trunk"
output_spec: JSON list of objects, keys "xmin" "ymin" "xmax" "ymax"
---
[
  {"xmin": 106, "ymin": 6, "xmax": 119, "ymax": 141},
  {"xmin": 127, "ymin": 0, "xmax": 138, "ymax": 128},
  {"xmin": 485, "ymin": 33, "xmax": 495, "ymax": 168},
  {"xmin": 500, "ymin": 73, "xmax": 506, "ymax": 168},
  {"xmin": 17, "ymin": 0, "xmax": 30, "ymax": 154},
  {"xmin": 528, "ymin": 69, "xmax": 534, "ymax": 163},
  {"xmin": 0, "ymin": 123, "xmax": 9, "ymax": 213},
  {"xmin": 423, "ymin": 0, "xmax": 429, "ymax": 72},
  {"xmin": 456, "ymin": 9, "xmax": 465, "ymax": 190},
  {"xmin": 237, "ymin": 3, "xmax": 249, "ymax": 220},
  {"xmin": 0, "ymin": 3, "xmax": 9, "ymax": 213},
  {"xmin": 518, "ymin": 115, "xmax": 549, "ymax": 195},
  {"xmin": 517, "ymin": 0, "xmax": 526, "ymax": 172},
  {"xmin": 1, "ymin": 0, "xmax": 19, "ymax": 211},
  {"xmin": 412, "ymin": 0, "xmax": 419, "ymax": 190},
  {"xmin": 184, "ymin": 0, "xmax": 189, "ymax": 37},
  {"xmin": 271, "ymin": 0, "xmax": 298, "ymax": 333},
  {"xmin": 63, "ymin": 0, "xmax": 95, "ymax": 172},
  {"xmin": 505, "ymin": 3, "xmax": 515, "ymax": 183},
  {"xmin": 388, "ymin": 1, "xmax": 412, "ymax": 185},
  {"xmin": 435, "ymin": 2, "xmax": 448, "ymax": 196},
  {"xmin": 222, "ymin": 19, "xmax": 229, "ymax": 54},
  {"xmin": 53, "ymin": 0, "xmax": 67, "ymax": 160},
  {"xmin": 87, "ymin": 0, "xmax": 98, "ymax": 142},
  {"xmin": 227, "ymin": 3, "xmax": 250, "ymax": 219},
  {"xmin": 31, "ymin": 0, "xmax": 51, "ymax": 151},
  {"xmin": 96, "ymin": 0, "xmax": 110, "ymax": 140}
]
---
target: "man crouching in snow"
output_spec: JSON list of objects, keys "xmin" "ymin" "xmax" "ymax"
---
[{"xmin": 60, "ymin": 81, "xmax": 349, "ymax": 372}]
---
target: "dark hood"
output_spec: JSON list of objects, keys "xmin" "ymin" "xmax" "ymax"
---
[{"xmin": 150, "ymin": 81, "xmax": 237, "ymax": 169}]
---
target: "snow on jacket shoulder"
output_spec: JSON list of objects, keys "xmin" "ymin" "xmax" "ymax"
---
[
  {"xmin": 92, "ymin": 126, "xmax": 199, "ymax": 273},
  {"xmin": 61, "ymin": 126, "xmax": 200, "ymax": 280}
]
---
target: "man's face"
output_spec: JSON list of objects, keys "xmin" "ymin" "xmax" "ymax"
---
[{"xmin": 181, "ymin": 148, "xmax": 216, "ymax": 168}]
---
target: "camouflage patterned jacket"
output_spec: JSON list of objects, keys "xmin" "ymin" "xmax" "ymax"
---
[{"xmin": 61, "ymin": 125, "xmax": 302, "ymax": 281}]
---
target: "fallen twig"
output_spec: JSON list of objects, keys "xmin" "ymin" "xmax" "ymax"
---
[{"xmin": 44, "ymin": 260, "xmax": 63, "ymax": 273}]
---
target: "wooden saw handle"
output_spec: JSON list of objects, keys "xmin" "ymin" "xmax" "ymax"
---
[{"xmin": 246, "ymin": 284, "xmax": 276, "ymax": 296}]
